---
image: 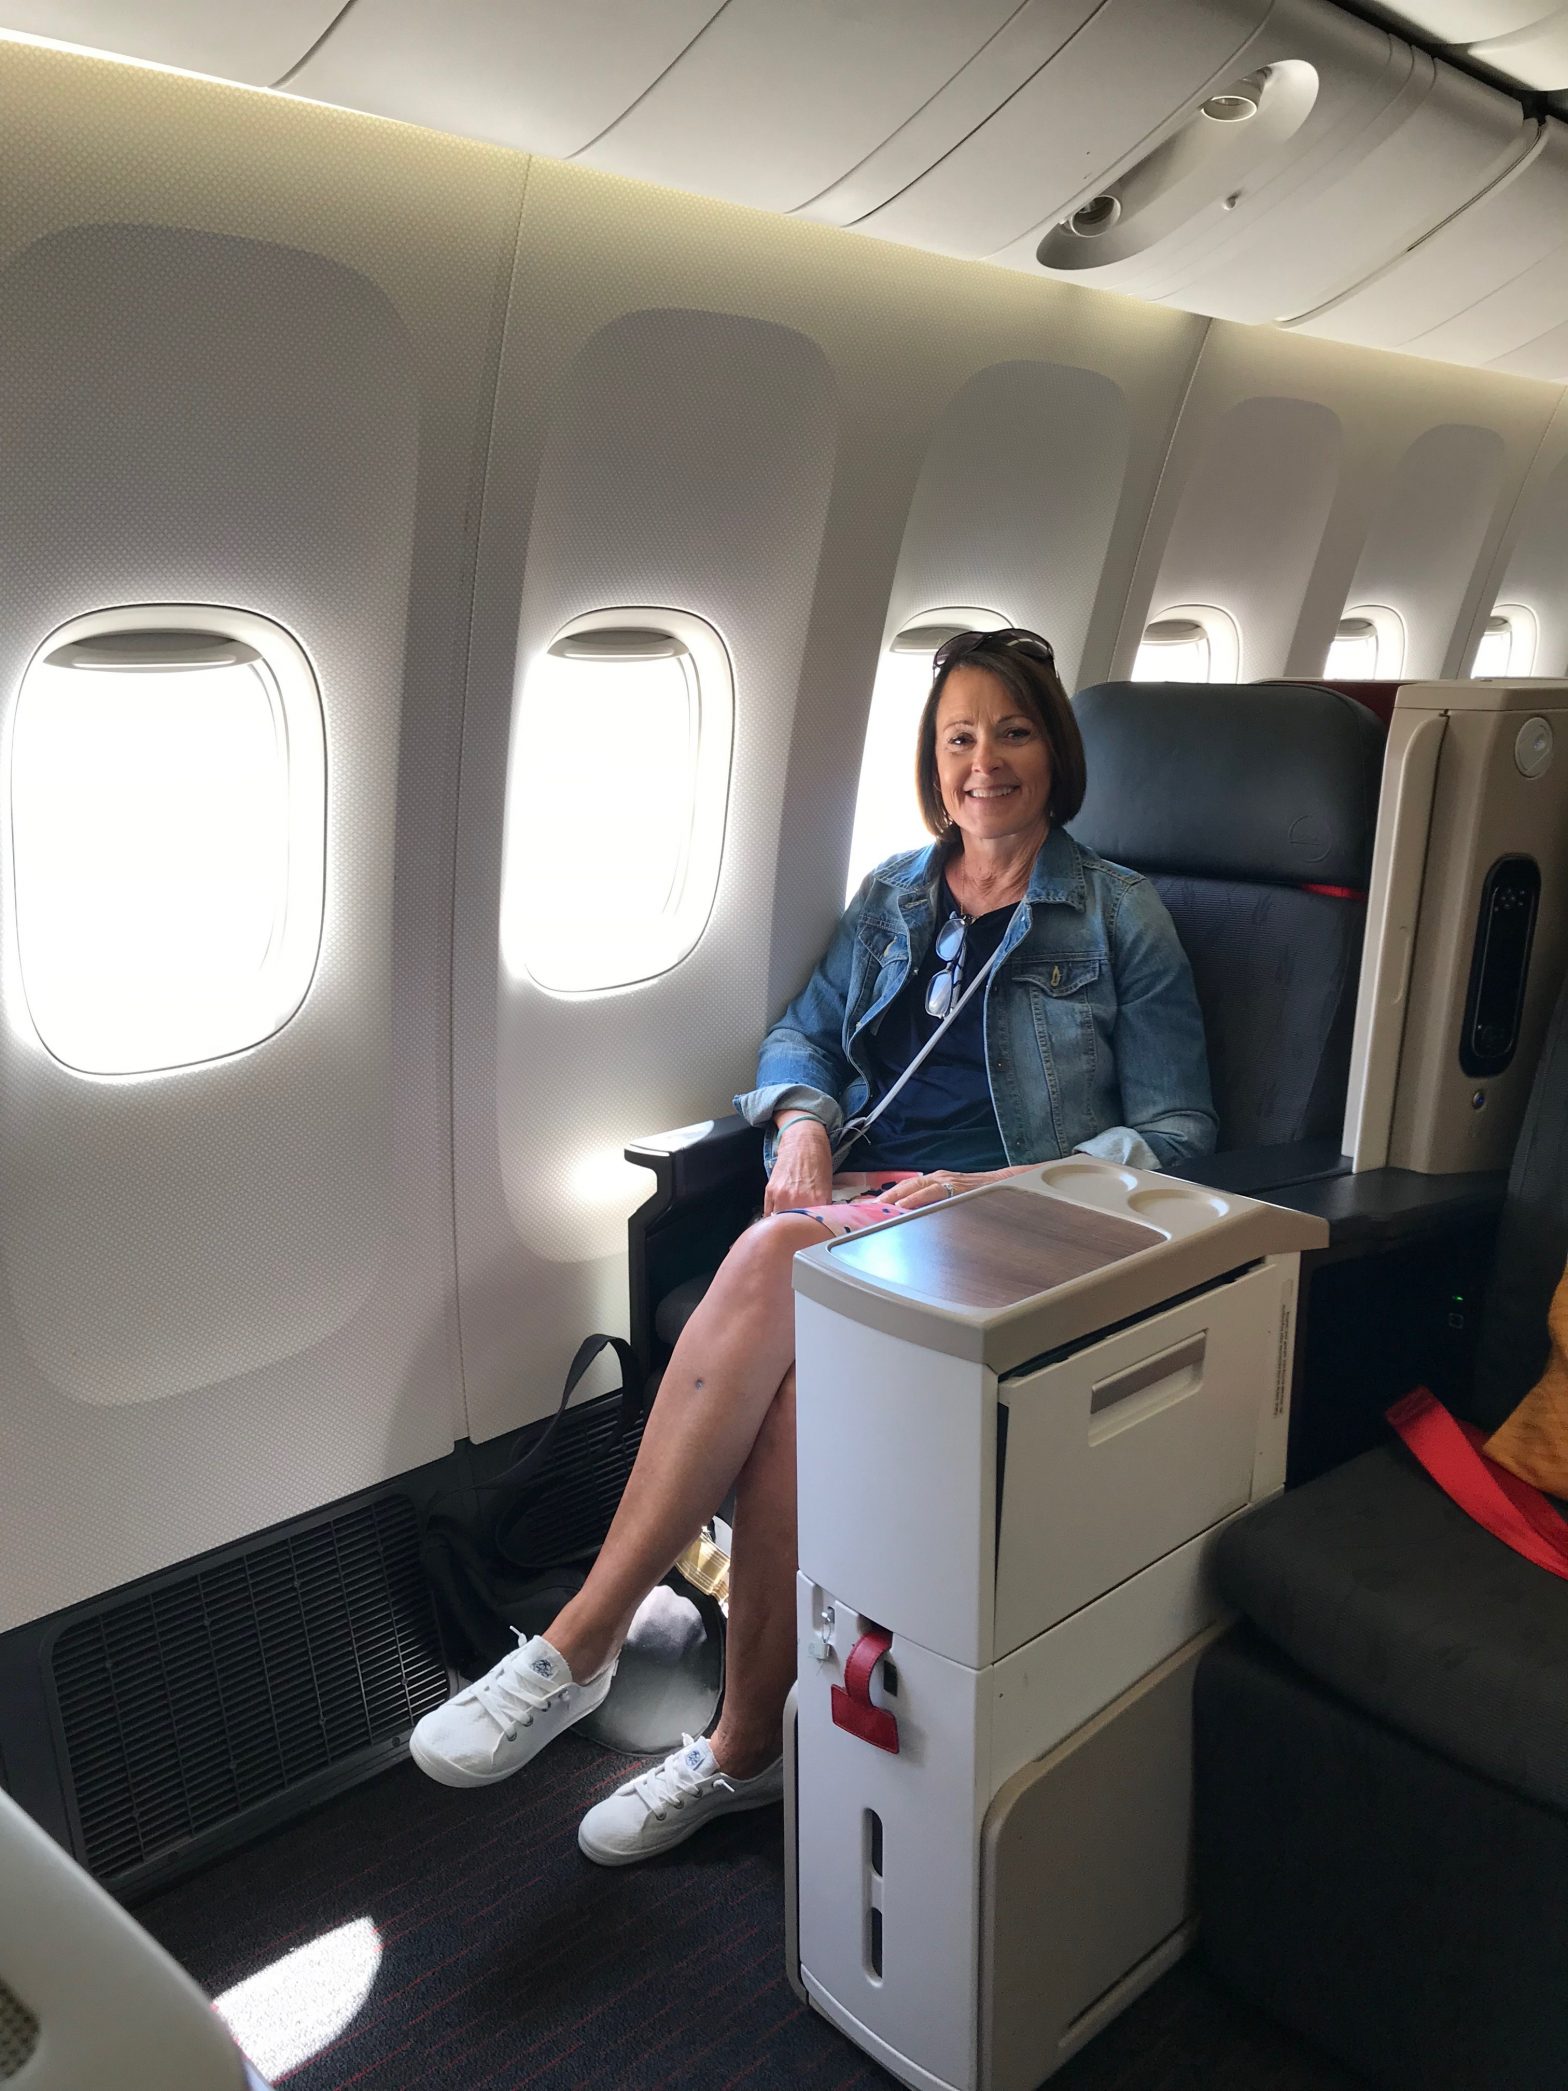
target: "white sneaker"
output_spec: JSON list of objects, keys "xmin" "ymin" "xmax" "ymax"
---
[
  {"xmin": 577, "ymin": 1735, "xmax": 783, "ymax": 1867},
  {"xmin": 409, "ymin": 1633, "xmax": 615, "ymax": 1788}
]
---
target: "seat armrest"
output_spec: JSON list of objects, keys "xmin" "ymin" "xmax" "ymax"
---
[
  {"xmin": 1166, "ymin": 1139, "xmax": 1348, "ymax": 1196},
  {"xmin": 625, "ymin": 1114, "xmax": 764, "ymax": 1210},
  {"xmin": 1259, "ymin": 1166, "xmax": 1509, "ymax": 1252}
]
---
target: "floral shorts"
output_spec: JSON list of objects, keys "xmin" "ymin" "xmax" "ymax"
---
[{"xmin": 786, "ymin": 1170, "xmax": 920, "ymax": 1240}]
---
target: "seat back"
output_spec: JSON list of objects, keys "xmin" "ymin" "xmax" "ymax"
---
[
  {"xmin": 1466, "ymin": 960, "xmax": 1568, "ymax": 1434},
  {"xmin": 1070, "ymin": 681, "xmax": 1385, "ymax": 1152}
]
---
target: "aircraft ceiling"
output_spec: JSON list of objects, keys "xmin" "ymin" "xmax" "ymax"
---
[{"xmin": 8, "ymin": 0, "xmax": 1568, "ymax": 380}]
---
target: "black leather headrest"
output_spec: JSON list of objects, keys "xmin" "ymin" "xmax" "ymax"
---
[{"xmin": 1069, "ymin": 681, "xmax": 1385, "ymax": 889}]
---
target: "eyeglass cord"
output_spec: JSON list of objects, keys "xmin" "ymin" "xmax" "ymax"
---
[{"xmin": 831, "ymin": 918, "xmax": 1015, "ymax": 1171}]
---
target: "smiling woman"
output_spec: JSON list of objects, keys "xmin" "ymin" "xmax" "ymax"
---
[{"xmin": 407, "ymin": 624, "xmax": 1215, "ymax": 1871}]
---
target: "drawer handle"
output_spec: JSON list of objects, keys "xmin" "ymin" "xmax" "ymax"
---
[{"xmin": 1089, "ymin": 1332, "xmax": 1206, "ymax": 1427}]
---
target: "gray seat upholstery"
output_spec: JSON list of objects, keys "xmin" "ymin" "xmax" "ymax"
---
[
  {"xmin": 1197, "ymin": 961, "xmax": 1568, "ymax": 2087},
  {"xmin": 1214, "ymin": 1442, "xmax": 1568, "ymax": 1814},
  {"xmin": 1072, "ymin": 681, "xmax": 1385, "ymax": 1149}
]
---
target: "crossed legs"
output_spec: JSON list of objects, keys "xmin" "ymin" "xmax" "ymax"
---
[{"xmin": 543, "ymin": 1212, "xmax": 825, "ymax": 1775}]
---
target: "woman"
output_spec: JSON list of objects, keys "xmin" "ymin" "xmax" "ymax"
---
[{"xmin": 411, "ymin": 628, "xmax": 1215, "ymax": 1862}]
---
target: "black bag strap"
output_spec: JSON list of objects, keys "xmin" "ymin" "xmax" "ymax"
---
[{"xmin": 483, "ymin": 1332, "xmax": 647, "ymax": 1498}]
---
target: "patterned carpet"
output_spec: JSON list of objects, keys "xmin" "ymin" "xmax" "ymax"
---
[{"xmin": 138, "ymin": 1738, "xmax": 1362, "ymax": 2091}]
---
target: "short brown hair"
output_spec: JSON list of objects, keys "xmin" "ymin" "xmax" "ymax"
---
[{"xmin": 914, "ymin": 638, "xmax": 1086, "ymax": 841}]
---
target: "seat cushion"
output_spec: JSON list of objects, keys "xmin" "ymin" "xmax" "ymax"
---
[
  {"xmin": 1215, "ymin": 1443, "xmax": 1568, "ymax": 1814},
  {"xmin": 1150, "ymin": 873, "xmax": 1361, "ymax": 1147}
]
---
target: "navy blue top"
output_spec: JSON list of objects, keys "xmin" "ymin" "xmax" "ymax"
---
[{"xmin": 854, "ymin": 880, "xmax": 1014, "ymax": 1171}]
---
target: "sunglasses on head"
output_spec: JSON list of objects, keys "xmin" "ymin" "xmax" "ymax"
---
[{"xmin": 932, "ymin": 627, "xmax": 1057, "ymax": 674}]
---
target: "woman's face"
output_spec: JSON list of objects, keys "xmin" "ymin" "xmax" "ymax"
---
[{"xmin": 934, "ymin": 664, "xmax": 1054, "ymax": 847}]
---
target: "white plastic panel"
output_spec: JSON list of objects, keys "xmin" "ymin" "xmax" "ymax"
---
[
  {"xmin": 1291, "ymin": 120, "xmax": 1568, "ymax": 379},
  {"xmin": 1491, "ymin": 448, "xmax": 1568, "ymax": 678},
  {"xmin": 1346, "ymin": 424, "xmax": 1507, "ymax": 678},
  {"xmin": 1380, "ymin": 3, "xmax": 1561, "ymax": 33},
  {"xmin": 1379, "ymin": 4, "xmax": 1568, "ymax": 89},
  {"xmin": 1140, "ymin": 395, "xmax": 1341, "ymax": 680},
  {"xmin": 1021, "ymin": 4, "xmax": 1531, "ymax": 328},
  {"xmin": 837, "ymin": 0, "xmax": 1275, "ymax": 258},
  {"xmin": 577, "ymin": 0, "xmax": 1025, "ymax": 214},
  {"xmin": 283, "ymin": 0, "xmax": 727, "ymax": 158},
  {"xmin": 994, "ymin": 1263, "xmax": 1284, "ymax": 1657},
  {"xmin": 0, "ymin": 40, "xmax": 524, "ymax": 1629},
  {"xmin": 0, "ymin": 1, "xmax": 343, "ymax": 83}
]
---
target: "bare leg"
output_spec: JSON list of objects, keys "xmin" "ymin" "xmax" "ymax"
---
[
  {"xmin": 707, "ymin": 1366, "xmax": 797, "ymax": 1777},
  {"xmin": 545, "ymin": 1215, "xmax": 825, "ymax": 1681}
]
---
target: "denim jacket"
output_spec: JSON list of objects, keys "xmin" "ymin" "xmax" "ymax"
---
[{"xmin": 734, "ymin": 826, "xmax": 1216, "ymax": 1176}]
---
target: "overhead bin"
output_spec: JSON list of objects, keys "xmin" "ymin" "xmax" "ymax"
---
[
  {"xmin": 812, "ymin": 0, "xmax": 1530, "ymax": 329},
  {"xmin": 576, "ymin": 0, "xmax": 1035, "ymax": 215},
  {"xmin": 0, "ymin": 0, "xmax": 344, "ymax": 83},
  {"xmin": 281, "ymin": 0, "xmax": 728, "ymax": 160},
  {"xmin": 803, "ymin": 0, "xmax": 1277, "ymax": 250},
  {"xmin": 1289, "ymin": 119, "xmax": 1568, "ymax": 380},
  {"xmin": 1018, "ymin": 3, "xmax": 1532, "ymax": 327},
  {"xmin": 1380, "ymin": 5, "xmax": 1568, "ymax": 92}
]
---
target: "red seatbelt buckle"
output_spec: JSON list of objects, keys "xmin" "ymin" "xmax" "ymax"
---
[{"xmin": 830, "ymin": 1626, "xmax": 900, "ymax": 1754}]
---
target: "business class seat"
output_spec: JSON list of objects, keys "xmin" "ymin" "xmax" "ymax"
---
[
  {"xmin": 626, "ymin": 680, "xmax": 1385, "ymax": 1373},
  {"xmin": 1193, "ymin": 959, "xmax": 1568, "ymax": 2091},
  {"xmin": 1071, "ymin": 679, "xmax": 1385, "ymax": 1158}
]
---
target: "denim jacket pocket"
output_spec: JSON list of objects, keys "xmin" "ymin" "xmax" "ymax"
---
[
  {"xmin": 1013, "ymin": 954, "xmax": 1105, "ymax": 1108},
  {"xmin": 1013, "ymin": 956, "xmax": 1102, "ymax": 999}
]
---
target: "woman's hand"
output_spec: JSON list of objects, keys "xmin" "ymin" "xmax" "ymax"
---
[
  {"xmin": 763, "ymin": 1119, "xmax": 834, "ymax": 1215},
  {"xmin": 875, "ymin": 1166, "xmax": 1014, "ymax": 1210}
]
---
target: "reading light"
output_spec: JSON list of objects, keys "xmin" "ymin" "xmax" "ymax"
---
[
  {"xmin": 1202, "ymin": 70, "xmax": 1268, "ymax": 122},
  {"xmin": 1062, "ymin": 194, "xmax": 1122, "ymax": 239}
]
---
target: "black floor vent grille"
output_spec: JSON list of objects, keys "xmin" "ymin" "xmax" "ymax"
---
[
  {"xmin": 50, "ymin": 1495, "xmax": 449, "ymax": 1883},
  {"xmin": 0, "ymin": 1978, "xmax": 39, "ymax": 2081}
]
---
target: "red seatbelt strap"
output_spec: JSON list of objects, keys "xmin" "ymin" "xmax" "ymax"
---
[
  {"xmin": 830, "ymin": 1627, "xmax": 900, "ymax": 1753},
  {"xmin": 1387, "ymin": 1387, "xmax": 1568, "ymax": 1580}
]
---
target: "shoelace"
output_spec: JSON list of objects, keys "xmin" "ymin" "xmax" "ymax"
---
[
  {"xmin": 467, "ymin": 1630, "xmax": 572, "ymax": 1740},
  {"xmin": 627, "ymin": 1736, "xmax": 731, "ymax": 1823}
]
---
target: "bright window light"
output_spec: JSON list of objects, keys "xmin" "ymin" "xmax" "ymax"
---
[
  {"xmin": 1472, "ymin": 605, "xmax": 1537, "ymax": 678},
  {"xmin": 1131, "ymin": 607, "xmax": 1239, "ymax": 685},
  {"xmin": 845, "ymin": 607, "xmax": 1010, "ymax": 899},
  {"xmin": 1324, "ymin": 604, "xmax": 1403, "ymax": 681},
  {"xmin": 1325, "ymin": 618, "xmax": 1377, "ymax": 679},
  {"xmin": 214, "ymin": 1916, "xmax": 382, "ymax": 2082},
  {"xmin": 8, "ymin": 609, "xmax": 325, "ymax": 1075},
  {"xmin": 501, "ymin": 610, "xmax": 732, "ymax": 994}
]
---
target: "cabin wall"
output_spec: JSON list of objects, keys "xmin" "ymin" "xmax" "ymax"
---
[{"xmin": 0, "ymin": 37, "xmax": 1562, "ymax": 1632}]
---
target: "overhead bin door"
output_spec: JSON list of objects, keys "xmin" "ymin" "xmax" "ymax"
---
[
  {"xmin": 282, "ymin": 0, "xmax": 728, "ymax": 159},
  {"xmin": 576, "ymin": 0, "xmax": 1032, "ymax": 214},
  {"xmin": 816, "ymin": 0, "xmax": 1274, "ymax": 257},
  {"xmin": 1289, "ymin": 120, "xmax": 1568, "ymax": 380},
  {"xmin": 0, "ymin": 0, "xmax": 343, "ymax": 83},
  {"xmin": 1381, "ymin": 5, "xmax": 1568, "ymax": 92},
  {"xmin": 1016, "ymin": 4, "xmax": 1531, "ymax": 329}
]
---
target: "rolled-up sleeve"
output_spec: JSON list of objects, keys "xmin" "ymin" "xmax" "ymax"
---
[
  {"xmin": 1075, "ymin": 879, "xmax": 1216, "ymax": 1172},
  {"xmin": 733, "ymin": 888, "xmax": 866, "ymax": 1156}
]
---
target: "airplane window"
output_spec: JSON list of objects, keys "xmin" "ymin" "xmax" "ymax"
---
[
  {"xmin": 1325, "ymin": 606, "xmax": 1403, "ymax": 681},
  {"xmin": 9, "ymin": 608, "xmax": 325, "ymax": 1075},
  {"xmin": 1131, "ymin": 607, "xmax": 1238, "ymax": 684},
  {"xmin": 502, "ymin": 609, "xmax": 733, "ymax": 994},
  {"xmin": 1472, "ymin": 605, "xmax": 1536, "ymax": 678},
  {"xmin": 845, "ymin": 607, "xmax": 1010, "ymax": 900}
]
